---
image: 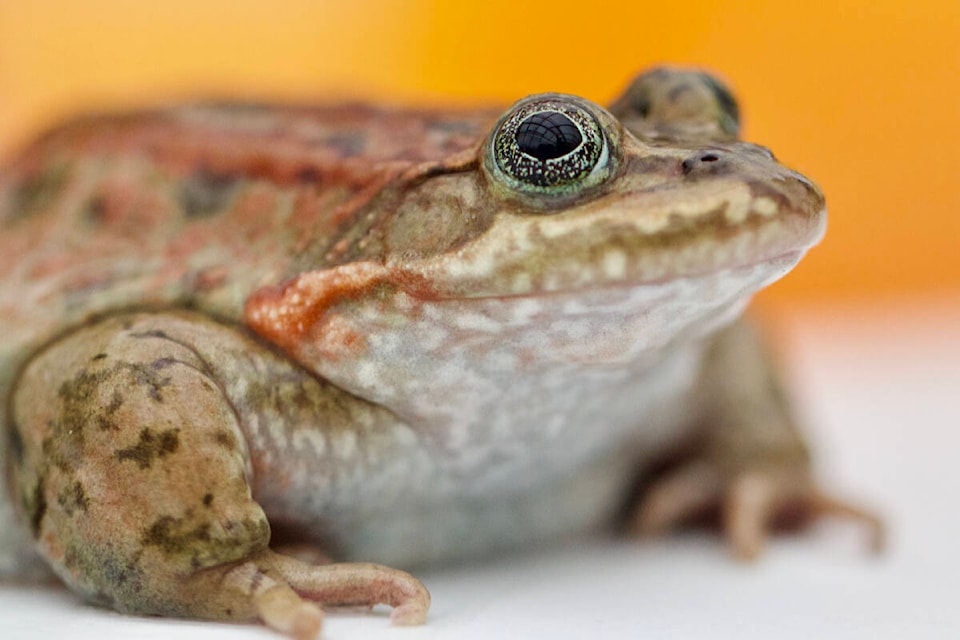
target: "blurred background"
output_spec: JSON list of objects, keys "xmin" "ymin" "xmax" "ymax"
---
[{"xmin": 0, "ymin": 0, "xmax": 957, "ymax": 304}]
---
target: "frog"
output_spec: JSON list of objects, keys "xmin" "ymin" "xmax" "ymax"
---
[{"xmin": 0, "ymin": 67, "xmax": 881, "ymax": 639}]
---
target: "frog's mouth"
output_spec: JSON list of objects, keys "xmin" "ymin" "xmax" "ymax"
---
[{"xmin": 392, "ymin": 178, "xmax": 825, "ymax": 302}]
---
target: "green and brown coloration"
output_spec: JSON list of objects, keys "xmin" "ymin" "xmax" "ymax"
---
[{"xmin": 0, "ymin": 68, "xmax": 880, "ymax": 639}]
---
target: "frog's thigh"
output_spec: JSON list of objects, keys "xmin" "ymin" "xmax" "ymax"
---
[
  {"xmin": 11, "ymin": 313, "xmax": 277, "ymax": 616},
  {"xmin": 9, "ymin": 313, "xmax": 427, "ymax": 638}
]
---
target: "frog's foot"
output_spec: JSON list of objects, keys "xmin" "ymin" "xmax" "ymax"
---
[
  {"xmin": 207, "ymin": 550, "xmax": 429, "ymax": 639},
  {"xmin": 630, "ymin": 461, "xmax": 885, "ymax": 560},
  {"xmin": 268, "ymin": 552, "xmax": 430, "ymax": 626}
]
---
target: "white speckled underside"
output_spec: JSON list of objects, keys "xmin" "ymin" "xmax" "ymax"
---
[{"xmin": 257, "ymin": 255, "xmax": 798, "ymax": 565}]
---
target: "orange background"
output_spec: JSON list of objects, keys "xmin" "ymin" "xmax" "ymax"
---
[{"xmin": 1, "ymin": 1, "xmax": 957, "ymax": 303}]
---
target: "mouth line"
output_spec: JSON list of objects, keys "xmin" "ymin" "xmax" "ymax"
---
[{"xmin": 408, "ymin": 248, "xmax": 805, "ymax": 303}]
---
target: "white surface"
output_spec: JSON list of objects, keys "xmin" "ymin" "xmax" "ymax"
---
[{"xmin": 2, "ymin": 297, "xmax": 958, "ymax": 639}]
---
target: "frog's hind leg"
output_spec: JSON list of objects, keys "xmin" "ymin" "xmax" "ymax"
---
[{"xmin": 7, "ymin": 312, "xmax": 427, "ymax": 638}]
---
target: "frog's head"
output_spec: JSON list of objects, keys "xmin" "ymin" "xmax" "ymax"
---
[
  {"xmin": 247, "ymin": 69, "xmax": 824, "ymax": 380},
  {"xmin": 391, "ymin": 81, "xmax": 823, "ymax": 301}
]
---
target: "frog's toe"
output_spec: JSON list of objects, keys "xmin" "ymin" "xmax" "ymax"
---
[
  {"xmin": 631, "ymin": 463, "xmax": 885, "ymax": 559},
  {"xmin": 222, "ymin": 558, "xmax": 323, "ymax": 640},
  {"xmin": 267, "ymin": 553, "xmax": 431, "ymax": 626},
  {"xmin": 725, "ymin": 471, "xmax": 885, "ymax": 560},
  {"xmin": 629, "ymin": 460, "xmax": 722, "ymax": 537}
]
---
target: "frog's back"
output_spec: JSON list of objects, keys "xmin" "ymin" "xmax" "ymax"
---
[
  {"xmin": 0, "ymin": 102, "xmax": 493, "ymax": 344},
  {"xmin": 0, "ymin": 102, "xmax": 494, "ymax": 577}
]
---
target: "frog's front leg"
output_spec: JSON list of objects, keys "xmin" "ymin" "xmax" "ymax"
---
[
  {"xmin": 7, "ymin": 312, "xmax": 428, "ymax": 638},
  {"xmin": 631, "ymin": 319, "xmax": 884, "ymax": 559}
]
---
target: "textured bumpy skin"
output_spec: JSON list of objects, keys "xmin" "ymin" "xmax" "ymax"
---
[{"xmin": 0, "ymin": 68, "xmax": 878, "ymax": 637}]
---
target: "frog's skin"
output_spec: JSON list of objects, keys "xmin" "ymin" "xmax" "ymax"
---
[{"xmin": 0, "ymin": 68, "xmax": 880, "ymax": 638}]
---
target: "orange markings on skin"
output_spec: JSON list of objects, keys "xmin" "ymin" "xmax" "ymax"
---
[
  {"xmin": 301, "ymin": 315, "xmax": 369, "ymax": 363},
  {"xmin": 243, "ymin": 263, "xmax": 394, "ymax": 352}
]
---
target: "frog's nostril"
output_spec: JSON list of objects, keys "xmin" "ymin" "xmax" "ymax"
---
[{"xmin": 681, "ymin": 152, "xmax": 722, "ymax": 175}]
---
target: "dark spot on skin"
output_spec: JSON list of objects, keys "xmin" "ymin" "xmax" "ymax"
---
[
  {"xmin": 103, "ymin": 557, "xmax": 139, "ymax": 587},
  {"xmin": 64, "ymin": 359, "xmax": 170, "ymax": 406},
  {"xmin": 214, "ymin": 430, "xmax": 238, "ymax": 450},
  {"xmin": 179, "ymin": 169, "xmax": 239, "ymax": 218},
  {"xmin": 296, "ymin": 167, "xmax": 322, "ymax": 184},
  {"xmin": 96, "ymin": 559, "xmax": 142, "ymax": 603},
  {"xmin": 41, "ymin": 436, "xmax": 70, "ymax": 473},
  {"xmin": 324, "ymin": 132, "xmax": 365, "ymax": 157},
  {"xmin": 28, "ymin": 477, "xmax": 47, "ymax": 537},
  {"xmin": 103, "ymin": 551, "xmax": 143, "ymax": 590},
  {"xmin": 92, "ymin": 353, "xmax": 108, "ymax": 361},
  {"xmin": 141, "ymin": 514, "xmax": 269, "ymax": 567},
  {"xmin": 83, "ymin": 195, "xmax": 108, "ymax": 226},
  {"xmin": 64, "ymin": 543, "xmax": 145, "ymax": 608},
  {"xmin": 96, "ymin": 415, "xmax": 120, "ymax": 431},
  {"xmin": 57, "ymin": 481, "xmax": 90, "ymax": 516},
  {"xmin": 632, "ymin": 97, "xmax": 651, "ymax": 118},
  {"xmin": 7, "ymin": 164, "xmax": 68, "ymax": 223},
  {"xmin": 115, "ymin": 428, "xmax": 181, "ymax": 470},
  {"xmin": 51, "ymin": 366, "xmax": 132, "ymax": 468},
  {"xmin": 73, "ymin": 481, "xmax": 89, "ymax": 511},
  {"xmin": 127, "ymin": 362, "xmax": 172, "ymax": 402},
  {"xmin": 202, "ymin": 494, "xmax": 214, "ymax": 507},
  {"xmin": 106, "ymin": 389, "xmax": 123, "ymax": 415},
  {"xmin": 58, "ymin": 368, "xmax": 108, "ymax": 440},
  {"xmin": 63, "ymin": 545, "xmax": 79, "ymax": 570},
  {"xmin": 96, "ymin": 388, "xmax": 124, "ymax": 431}
]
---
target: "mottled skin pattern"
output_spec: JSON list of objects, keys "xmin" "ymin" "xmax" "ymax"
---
[{"xmin": 0, "ymin": 68, "xmax": 880, "ymax": 638}]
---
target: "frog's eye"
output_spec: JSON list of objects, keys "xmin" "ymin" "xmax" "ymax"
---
[
  {"xmin": 489, "ymin": 96, "xmax": 612, "ymax": 197},
  {"xmin": 608, "ymin": 68, "xmax": 740, "ymax": 139}
]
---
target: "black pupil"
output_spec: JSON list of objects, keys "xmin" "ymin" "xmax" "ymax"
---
[{"xmin": 515, "ymin": 112, "xmax": 582, "ymax": 161}]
